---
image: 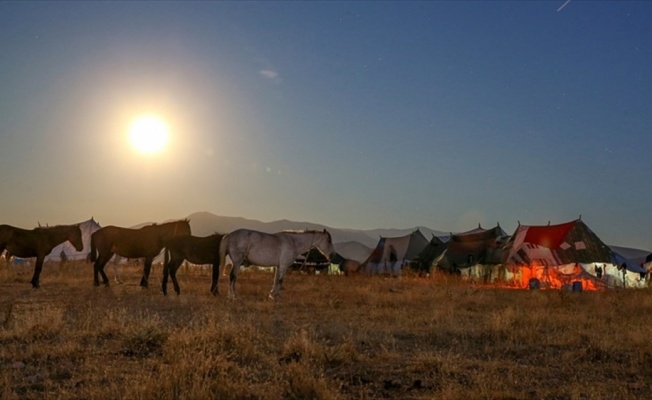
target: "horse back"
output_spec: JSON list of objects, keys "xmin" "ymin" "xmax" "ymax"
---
[
  {"xmin": 167, "ymin": 234, "xmax": 223, "ymax": 265},
  {"xmin": 4, "ymin": 226, "xmax": 57, "ymax": 258},
  {"xmin": 92, "ymin": 225, "xmax": 162, "ymax": 258},
  {"xmin": 0, "ymin": 225, "xmax": 18, "ymax": 245},
  {"xmin": 226, "ymin": 229, "xmax": 292, "ymax": 266}
]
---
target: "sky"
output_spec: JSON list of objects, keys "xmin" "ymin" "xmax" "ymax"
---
[{"xmin": 0, "ymin": 1, "xmax": 651, "ymax": 250}]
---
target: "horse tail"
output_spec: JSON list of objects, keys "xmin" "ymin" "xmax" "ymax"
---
[
  {"xmin": 89, "ymin": 234, "xmax": 97, "ymax": 262},
  {"xmin": 219, "ymin": 233, "xmax": 229, "ymax": 269},
  {"xmin": 163, "ymin": 246, "xmax": 170, "ymax": 270}
]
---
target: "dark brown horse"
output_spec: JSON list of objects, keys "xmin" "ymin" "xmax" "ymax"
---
[
  {"xmin": 0, "ymin": 224, "xmax": 83, "ymax": 288},
  {"xmin": 162, "ymin": 233, "xmax": 224, "ymax": 296},
  {"xmin": 89, "ymin": 219, "xmax": 191, "ymax": 288}
]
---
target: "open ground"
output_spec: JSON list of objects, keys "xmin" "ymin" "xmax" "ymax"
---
[{"xmin": 1, "ymin": 261, "xmax": 652, "ymax": 399}]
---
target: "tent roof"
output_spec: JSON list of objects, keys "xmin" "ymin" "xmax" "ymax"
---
[
  {"xmin": 611, "ymin": 252, "xmax": 647, "ymax": 274},
  {"xmin": 413, "ymin": 235, "xmax": 448, "ymax": 271},
  {"xmin": 441, "ymin": 224, "xmax": 509, "ymax": 269},
  {"xmin": 362, "ymin": 229, "xmax": 429, "ymax": 265},
  {"xmin": 503, "ymin": 219, "xmax": 613, "ymax": 266}
]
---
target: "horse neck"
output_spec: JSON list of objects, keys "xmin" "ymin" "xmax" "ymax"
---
[
  {"xmin": 287, "ymin": 232, "xmax": 321, "ymax": 254},
  {"xmin": 44, "ymin": 226, "xmax": 72, "ymax": 246},
  {"xmin": 162, "ymin": 222, "xmax": 188, "ymax": 238}
]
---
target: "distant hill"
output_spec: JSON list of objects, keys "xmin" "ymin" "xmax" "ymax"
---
[
  {"xmin": 184, "ymin": 211, "xmax": 448, "ymax": 249},
  {"xmin": 175, "ymin": 212, "xmax": 651, "ymax": 264}
]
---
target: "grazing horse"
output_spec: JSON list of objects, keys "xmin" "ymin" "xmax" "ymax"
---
[
  {"xmin": 89, "ymin": 219, "xmax": 191, "ymax": 288},
  {"xmin": 162, "ymin": 233, "xmax": 224, "ymax": 296},
  {"xmin": 0, "ymin": 224, "xmax": 83, "ymax": 288},
  {"xmin": 218, "ymin": 229, "xmax": 336, "ymax": 300}
]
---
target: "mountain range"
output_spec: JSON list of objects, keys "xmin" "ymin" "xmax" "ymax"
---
[
  {"xmin": 179, "ymin": 211, "xmax": 650, "ymax": 263},
  {"xmin": 183, "ymin": 211, "xmax": 449, "ymax": 261}
]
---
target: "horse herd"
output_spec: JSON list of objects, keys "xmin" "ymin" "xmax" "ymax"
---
[{"xmin": 0, "ymin": 220, "xmax": 336, "ymax": 300}]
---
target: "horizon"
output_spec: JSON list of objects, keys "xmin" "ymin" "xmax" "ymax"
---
[
  {"xmin": 1, "ymin": 2, "xmax": 651, "ymax": 250},
  {"xmin": 71, "ymin": 210, "xmax": 652, "ymax": 253}
]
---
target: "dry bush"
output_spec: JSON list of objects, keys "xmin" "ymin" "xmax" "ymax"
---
[{"xmin": 1, "ymin": 261, "xmax": 652, "ymax": 399}]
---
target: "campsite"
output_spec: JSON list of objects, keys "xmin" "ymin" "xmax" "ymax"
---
[
  {"xmin": 1, "ymin": 214, "xmax": 652, "ymax": 398},
  {"xmin": 1, "ymin": 260, "xmax": 652, "ymax": 399}
]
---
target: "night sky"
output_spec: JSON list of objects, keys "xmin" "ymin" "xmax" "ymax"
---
[{"xmin": 1, "ymin": 1, "xmax": 650, "ymax": 250}]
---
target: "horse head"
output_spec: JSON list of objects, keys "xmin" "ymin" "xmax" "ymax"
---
[
  {"xmin": 177, "ymin": 219, "xmax": 192, "ymax": 236},
  {"xmin": 69, "ymin": 225, "xmax": 84, "ymax": 252},
  {"xmin": 315, "ymin": 229, "xmax": 336, "ymax": 261}
]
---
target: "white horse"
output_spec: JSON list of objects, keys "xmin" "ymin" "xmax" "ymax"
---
[{"xmin": 217, "ymin": 229, "xmax": 335, "ymax": 300}]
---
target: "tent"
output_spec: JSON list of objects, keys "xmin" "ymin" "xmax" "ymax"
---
[
  {"xmin": 435, "ymin": 224, "xmax": 509, "ymax": 272},
  {"xmin": 361, "ymin": 229, "xmax": 429, "ymax": 276},
  {"xmin": 291, "ymin": 248, "xmax": 332, "ymax": 273},
  {"xmin": 412, "ymin": 235, "xmax": 448, "ymax": 274},
  {"xmin": 503, "ymin": 219, "xmax": 647, "ymax": 289},
  {"xmin": 45, "ymin": 217, "xmax": 101, "ymax": 262},
  {"xmin": 644, "ymin": 253, "xmax": 652, "ymax": 271},
  {"xmin": 334, "ymin": 241, "xmax": 373, "ymax": 263}
]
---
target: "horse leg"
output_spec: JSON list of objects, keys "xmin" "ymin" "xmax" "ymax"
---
[
  {"xmin": 269, "ymin": 264, "xmax": 288, "ymax": 301},
  {"xmin": 161, "ymin": 258, "xmax": 170, "ymax": 295},
  {"xmin": 93, "ymin": 260, "xmax": 100, "ymax": 286},
  {"xmin": 210, "ymin": 261, "xmax": 220, "ymax": 295},
  {"xmin": 169, "ymin": 259, "xmax": 183, "ymax": 296},
  {"xmin": 113, "ymin": 262, "xmax": 123, "ymax": 284},
  {"xmin": 30, "ymin": 256, "xmax": 45, "ymax": 288},
  {"xmin": 96, "ymin": 256, "xmax": 112, "ymax": 287},
  {"xmin": 228, "ymin": 257, "xmax": 242, "ymax": 300},
  {"xmin": 170, "ymin": 262, "xmax": 182, "ymax": 296},
  {"xmin": 140, "ymin": 257, "xmax": 153, "ymax": 288}
]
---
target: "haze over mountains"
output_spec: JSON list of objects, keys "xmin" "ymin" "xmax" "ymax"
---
[
  {"xmin": 180, "ymin": 212, "xmax": 650, "ymax": 263},
  {"xmin": 184, "ymin": 211, "xmax": 448, "ymax": 262},
  {"xmin": 185, "ymin": 211, "xmax": 447, "ymax": 246}
]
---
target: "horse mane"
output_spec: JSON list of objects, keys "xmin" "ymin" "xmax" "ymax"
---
[
  {"xmin": 282, "ymin": 229, "xmax": 331, "ymax": 242},
  {"xmin": 34, "ymin": 224, "xmax": 77, "ymax": 232},
  {"xmin": 282, "ymin": 229, "xmax": 322, "ymax": 234},
  {"xmin": 143, "ymin": 219, "xmax": 190, "ymax": 228}
]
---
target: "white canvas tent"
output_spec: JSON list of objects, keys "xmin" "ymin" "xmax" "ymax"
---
[
  {"xmin": 45, "ymin": 217, "xmax": 101, "ymax": 262},
  {"xmin": 361, "ymin": 229, "xmax": 429, "ymax": 276}
]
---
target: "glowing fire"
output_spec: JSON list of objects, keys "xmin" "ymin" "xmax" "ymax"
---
[{"xmin": 502, "ymin": 262, "xmax": 606, "ymax": 291}]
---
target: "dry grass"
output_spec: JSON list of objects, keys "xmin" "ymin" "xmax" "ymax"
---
[{"xmin": 1, "ymin": 261, "xmax": 652, "ymax": 399}]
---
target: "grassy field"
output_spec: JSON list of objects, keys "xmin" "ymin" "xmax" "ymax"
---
[{"xmin": 1, "ymin": 261, "xmax": 652, "ymax": 399}]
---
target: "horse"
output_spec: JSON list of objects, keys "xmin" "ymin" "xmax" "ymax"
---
[
  {"xmin": 0, "ymin": 224, "xmax": 83, "ymax": 288},
  {"xmin": 162, "ymin": 233, "xmax": 224, "ymax": 296},
  {"xmin": 218, "ymin": 228, "xmax": 336, "ymax": 300},
  {"xmin": 89, "ymin": 219, "xmax": 191, "ymax": 288}
]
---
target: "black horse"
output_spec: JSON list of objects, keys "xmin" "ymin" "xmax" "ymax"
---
[
  {"xmin": 0, "ymin": 224, "xmax": 83, "ymax": 288},
  {"xmin": 162, "ymin": 233, "xmax": 224, "ymax": 296},
  {"xmin": 89, "ymin": 219, "xmax": 191, "ymax": 288}
]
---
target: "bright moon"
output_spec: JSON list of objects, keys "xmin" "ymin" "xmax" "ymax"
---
[{"xmin": 128, "ymin": 115, "xmax": 170, "ymax": 154}]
